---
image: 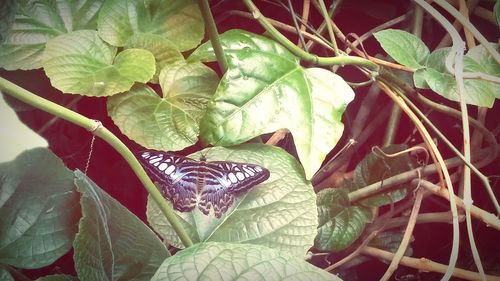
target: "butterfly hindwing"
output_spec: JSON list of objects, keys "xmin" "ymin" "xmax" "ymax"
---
[{"xmin": 138, "ymin": 150, "xmax": 270, "ymax": 218}]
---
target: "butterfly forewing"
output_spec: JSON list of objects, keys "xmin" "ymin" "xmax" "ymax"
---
[{"xmin": 137, "ymin": 150, "xmax": 270, "ymax": 218}]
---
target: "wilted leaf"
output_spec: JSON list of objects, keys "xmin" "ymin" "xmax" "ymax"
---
[
  {"xmin": 73, "ymin": 171, "xmax": 168, "ymax": 281},
  {"xmin": 0, "ymin": 148, "xmax": 79, "ymax": 269},
  {"xmin": 351, "ymin": 144, "xmax": 414, "ymax": 207}
]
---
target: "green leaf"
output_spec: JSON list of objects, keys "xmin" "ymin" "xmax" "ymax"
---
[
  {"xmin": 42, "ymin": 30, "xmax": 155, "ymax": 96},
  {"xmin": 0, "ymin": 0, "xmax": 16, "ymax": 43},
  {"xmin": 0, "ymin": 266, "xmax": 14, "ymax": 281},
  {"xmin": 125, "ymin": 33, "xmax": 184, "ymax": 83},
  {"xmin": 151, "ymin": 242, "xmax": 342, "ymax": 281},
  {"xmin": 0, "ymin": 148, "xmax": 79, "ymax": 269},
  {"xmin": 35, "ymin": 274, "xmax": 76, "ymax": 281},
  {"xmin": 73, "ymin": 170, "xmax": 168, "ymax": 281},
  {"xmin": 0, "ymin": 93, "xmax": 48, "ymax": 162},
  {"xmin": 369, "ymin": 231, "xmax": 413, "ymax": 256},
  {"xmin": 422, "ymin": 45, "xmax": 499, "ymax": 107},
  {"xmin": 466, "ymin": 43, "xmax": 500, "ymax": 79},
  {"xmin": 374, "ymin": 29, "xmax": 429, "ymax": 69},
  {"xmin": 97, "ymin": 0, "xmax": 203, "ymax": 51},
  {"xmin": 147, "ymin": 144, "xmax": 318, "ymax": 257},
  {"xmin": 0, "ymin": 0, "xmax": 103, "ymax": 70},
  {"xmin": 495, "ymin": 0, "xmax": 500, "ymax": 27},
  {"xmin": 315, "ymin": 188, "xmax": 372, "ymax": 251},
  {"xmin": 196, "ymin": 30, "xmax": 354, "ymax": 179},
  {"xmin": 350, "ymin": 145, "xmax": 414, "ymax": 207},
  {"xmin": 413, "ymin": 68, "xmax": 429, "ymax": 88},
  {"xmin": 107, "ymin": 61, "xmax": 218, "ymax": 151}
]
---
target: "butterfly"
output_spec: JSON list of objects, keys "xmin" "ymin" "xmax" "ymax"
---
[{"xmin": 137, "ymin": 150, "xmax": 270, "ymax": 218}]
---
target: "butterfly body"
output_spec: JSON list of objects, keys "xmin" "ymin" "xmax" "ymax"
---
[{"xmin": 138, "ymin": 151, "xmax": 270, "ymax": 218}]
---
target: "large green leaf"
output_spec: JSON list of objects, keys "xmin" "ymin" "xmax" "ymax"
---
[
  {"xmin": 192, "ymin": 29, "xmax": 354, "ymax": 179},
  {"xmin": 417, "ymin": 44, "xmax": 499, "ymax": 107},
  {"xmin": 495, "ymin": 0, "xmax": 500, "ymax": 27},
  {"xmin": 107, "ymin": 61, "xmax": 218, "ymax": 151},
  {"xmin": 0, "ymin": 268, "xmax": 13, "ymax": 281},
  {"xmin": 350, "ymin": 144, "xmax": 414, "ymax": 207},
  {"xmin": 0, "ymin": 93, "xmax": 48, "ymax": 162},
  {"xmin": 97, "ymin": 0, "xmax": 203, "ymax": 51},
  {"xmin": 315, "ymin": 188, "xmax": 372, "ymax": 252},
  {"xmin": 151, "ymin": 242, "xmax": 342, "ymax": 281},
  {"xmin": 73, "ymin": 170, "xmax": 168, "ymax": 281},
  {"xmin": 374, "ymin": 29, "xmax": 429, "ymax": 69},
  {"xmin": 0, "ymin": 0, "xmax": 16, "ymax": 44},
  {"xmin": 0, "ymin": 0, "xmax": 103, "ymax": 70},
  {"xmin": 0, "ymin": 148, "xmax": 79, "ymax": 269},
  {"xmin": 125, "ymin": 33, "xmax": 184, "ymax": 83},
  {"xmin": 42, "ymin": 30, "xmax": 155, "ymax": 96},
  {"xmin": 35, "ymin": 275, "xmax": 75, "ymax": 281},
  {"xmin": 147, "ymin": 144, "xmax": 318, "ymax": 257}
]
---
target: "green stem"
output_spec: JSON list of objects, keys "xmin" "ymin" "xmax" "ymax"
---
[
  {"xmin": 198, "ymin": 0, "xmax": 228, "ymax": 73},
  {"xmin": 242, "ymin": 0, "xmax": 379, "ymax": 71},
  {"xmin": 316, "ymin": 0, "xmax": 339, "ymax": 56},
  {"xmin": 0, "ymin": 77, "xmax": 194, "ymax": 248}
]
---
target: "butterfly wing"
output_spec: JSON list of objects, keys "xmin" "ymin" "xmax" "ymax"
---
[
  {"xmin": 199, "ymin": 161, "xmax": 270, "ymax": 218},
  {"xmin": 137, "ymin": 151, "xmax": 198, "ymax": 212}
]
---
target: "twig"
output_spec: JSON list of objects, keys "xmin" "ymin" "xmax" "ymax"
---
[
  {"xmin": 383, "ymin": 211, "xmax": 465, "ymax": 230},
  {"xmin": 242, "ymin": 0, "xmax": 379, "ymax": 70},
  {"xmin": 376, "ymin": 79, "xmax": 460, "ymax": 280},
  {"xmin": 361, "ymin": 246, "xmax": 500, "ymax": 281},
  {"xmin": 380, "ymin": 188, "xmax": 424, "ymax": 280},
  {"xmin": 297, "ymin": 0, "xmax": 311, "ymax": 47},
  {"xmin": 227, "ymin": 10, "xmax": 334, "ymax": 51},
  {"xmin": 421, "ymin": 1, "xmax": 485, "ymax": 278},
  {"xmin": 286, "ymin": 0, "xmax": 307, "ymax": 50},
  {"xmin": 266, "ymin": 128, "xmax": 289, "ymax": 146},
  {"xmin": 418, "ymin": 179, "xmax": 500, "ymax": 231}
]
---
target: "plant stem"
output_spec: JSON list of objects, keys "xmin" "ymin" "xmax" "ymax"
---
[
  {"xmin": 316, "ymin": 0, "xmax": 339, "ymax": 56},
  {"xmin": 379, "ymin": 70, "xmax": 500, "ymax": 214},
  {"xmin": 380, "ymin": 188, "xmax": 424, "ymax": 280},
  {"xmin": 242, "ymin": 0, "xmax": 379, "ymax": 71},
  {"xmin": 197, "ymin": 0, "xmax": 228, "ymax": 73},
  {"xmin": 286, "ymin": 0, "xmax": 307, "ymax": 51},
  {"xmin": 0, "ymin": 77, "xmax": 194, "ymax": 248},
  {"xmin": 434, "ymin": 0, "xmax": 500, "ymax": 64},
  {"xmin": 377, "ymin": 80, "xmax": 460, "ymax": 281}
]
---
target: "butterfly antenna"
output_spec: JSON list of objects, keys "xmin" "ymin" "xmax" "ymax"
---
[{"xmin": 199, "ymin": 134, "xmax": 227, "ymax": 161}]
